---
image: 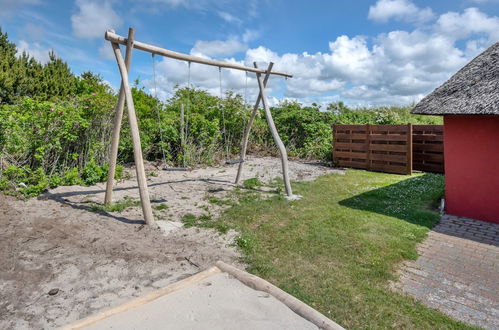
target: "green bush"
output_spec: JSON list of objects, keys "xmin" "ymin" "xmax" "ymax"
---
[
  {"xmin": 62, "ymin": 167, "xmax": 82, "ymax": 186},
  {"xmin": 82, "ymin": 159, "xmax": 104, "ymax": 185}
]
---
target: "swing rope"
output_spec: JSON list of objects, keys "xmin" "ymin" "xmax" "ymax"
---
[
  {"xmin": 152, "ymin": 53, "xmax": 168, "ymax": 167},
  {"xmin": 244, "ymin": 71, "xmax": 248, "ymax": 107},
  {"xmin": 219, "ymin": 67, "xmax": 229, "ymax": 159},
  {"xmin": 183, "ymin": 61, "xmax": 191, "ymax": 168}
]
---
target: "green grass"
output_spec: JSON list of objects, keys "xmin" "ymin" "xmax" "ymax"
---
[
  {"xmin": 90, "ymin": 196, "xmax": 140, "ymax": 213},
  {"xmin": 207, "ymin": 169, "xmax": 475, "ymax": 329},
  {"xmin": 154, "ymin": 203, "xmax": 168, "ymax": 211},
  {"xmin": 182, "ymin": 213, "xmax": 212, "ymax": 225},
  {"xmin": 181, "ymin": 213, "xmax": 198, "ymax": 227},
  {"xmin": 242, "ymin": 177, "xmax": 262, "ymax": 189},
  {"xmin": 205, "ymin": 195, "xmax": 234, "ymax": 206}
]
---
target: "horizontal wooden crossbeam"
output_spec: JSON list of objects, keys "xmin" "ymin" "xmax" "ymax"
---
[{"xmin": 104, "ymin": 30, "xmax": 293, "ymax": 78}]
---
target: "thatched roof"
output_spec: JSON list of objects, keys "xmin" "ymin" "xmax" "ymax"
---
[{"xmin": 412, "ymin": 42, "xmax": 499, "ymax": 115}]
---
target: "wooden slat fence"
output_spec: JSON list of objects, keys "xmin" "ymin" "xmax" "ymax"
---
[
  {"xmin": 412, "ymin": 125, "xmax": 444, "ymax": 173},
  {"xmin": 333, "ymin": 124, "xmax": 412, "ymax": 175},
  {"xmin": 333, "ymin": 124, "xmax": 444, "ymax": 175}
]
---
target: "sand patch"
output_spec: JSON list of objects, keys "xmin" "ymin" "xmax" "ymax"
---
[{"xmin": 0, "ymin": 157, "xmax": 341, "ymax": 329}]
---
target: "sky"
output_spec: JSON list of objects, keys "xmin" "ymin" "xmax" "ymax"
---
[{"xmin": 1, "ymin": 0, "xmax": 499, "ymax": 108}]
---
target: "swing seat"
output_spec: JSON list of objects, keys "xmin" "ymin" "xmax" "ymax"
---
[
  {"xmin": 163, "ymin": 166, "xmax": 189, "ymax": 171},
  {"xmin": 225, "ymin": 159, "xmax": 244, "ymax": 165}
]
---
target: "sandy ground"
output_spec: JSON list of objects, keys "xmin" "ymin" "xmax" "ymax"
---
[
  {"xmin": 0, "ymin": 157, "xmax": 339, "ymax": 329},
  {"xmin": 83, "ymin": 272, "xmax": 319, "ymax": 330},
  {"xmin": 47, "ymin": 156, "xmax": 340, "ymax": 227}
]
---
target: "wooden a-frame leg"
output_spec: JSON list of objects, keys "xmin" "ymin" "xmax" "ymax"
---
[
  {"xmin": 254, "ymin": 62, "xmax": 296, "ymax": 198},
  {"xmin": 111, "ymin": 42, "xmax": 156, "ymax": 226},
  {"xmin": 105, "ymin": 28, "xmax": 135, "ymax": 205},
  {"xmin": 235, "ymin": 68, "xmax": 271, "ymax": 184}
]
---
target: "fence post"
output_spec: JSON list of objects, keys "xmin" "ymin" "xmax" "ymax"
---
[
  {"xmin": 407, "ymin": 123, "xmax": 413, "ymax": 175},
  {"xmin": 332, "ymin": 124, "xmax": 336, "ymax": 166},
  {"xmin": 366, "ymin": 124, "xmax": 371, "ymax": 171}
]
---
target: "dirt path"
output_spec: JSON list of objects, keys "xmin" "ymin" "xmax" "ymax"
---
[{"xmin": 0, "ymin": 157, "xmax": 339, "ymax": 329}]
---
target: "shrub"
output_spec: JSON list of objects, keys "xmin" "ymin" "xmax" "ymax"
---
[
  {"xmin": 82, "ymin": 159, "xmax": 104, "ymax": 185},
  {"xmin": 243, "ymin": 177, "xmax": 262, "ymax": 189}
]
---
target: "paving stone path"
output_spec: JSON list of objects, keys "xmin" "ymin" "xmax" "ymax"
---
[{"xmin": 395, "ymin": 215, "xmax": 499, "ymax": 329}]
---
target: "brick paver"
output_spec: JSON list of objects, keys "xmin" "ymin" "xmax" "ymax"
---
[{"xmin": 395, "ymin": 215, "xmax": 499, "ymax": 329}]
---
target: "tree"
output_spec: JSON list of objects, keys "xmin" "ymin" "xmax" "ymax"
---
[
  {"xmin": 0, "ymin": 29, "xmax": 78, "ymax": 103},
  {"xmin": 0, "ymin": 28, "xmax": 18, "ymax": 103}
]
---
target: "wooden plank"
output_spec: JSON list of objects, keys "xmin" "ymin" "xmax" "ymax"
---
[
  {"xmin": 370, "ymin": 153, "xmax": 408, "ymax": 163},
  {"xmin": 412, "ymin": 135, "xmax": 444, "ymax": 142},
  {"xmin": 332, "ymin": 124, "xmax": 336, "ymax": 165},
  {"xmin": 407, "ymin": 123, "xmax": 413, "ymax": 174},
  {"xmin": 413, "ymin": 125, "xmax": 444, "ymax": 132},
  {"xmin": 370, "ymin": 125, "xmax": 408, "ymax": 132},
  {"xmin": 369, "ymin": 144, "xmax": 407, "ymax": 152},
  {"xmin": 413, "ymin": 153, "xmax": 444, "ymax": 162},
  {"xmin": 413, "ymin": 143, "xmax": 443, "ymax": 152},
  {"xmin": 334, "ymin": 133, "xmax": 367, "ymax": 140},
  {"xmin": 370, "ymin": 134, "xmax": 409, "ymax": 142},
  {"xmin": 334, "ymin": 151, "xmax": 368, "ymax": 160},
  {"xmin": 366, "ymin": 124, "xmax": 371, "ymax": 170},
  {"xmin": 333, "ymin": 143, "xmax": 368, "ymax": 152},
  {"xmin": 336, "ymin": 160, "xmax": 367, "ymax": 169},
  {"xmin": 370, "ymin": 164, "xmax": 409, "ymax": 175}
]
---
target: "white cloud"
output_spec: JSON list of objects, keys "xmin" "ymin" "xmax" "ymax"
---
[
  {"xmin": 469, "ymin": 0, "xmax": 499, "ymax": 3},
  {"xmin": 16, "ymin": 39, "xmax": 51, "ymax": 64},
  {"xmin": 191, "ymin": 39, "xmax": 247, "ymax": 57},
  {"xmin": 190, "ymin": 28, "xmax": 261, "ymax": 57},
  {"xmin": 368, "ymin": 0, "xmax": 435, "ymax": 24},
  {"xmin": 242, "ymin": 29, "xmax": 259, "ymax": 43},
  {"xmin": 144, "ymin": 6, "xmax": 499, "ymax": 106},
  {"xmin": 436, "ymin": 7, "xmax": 499, "ymax": 41},
  {"xmin": 140, "ymin": 0, "xmax": 189, "ymax": 6},
  {"xmin": 325, "ymin": 36, "xmax": 377, "ymax": 83},
  {"xmin": 134, "ymin": 0, "xmax": 220, "ymax": 12},
  {"xmin": 71, "ymin": 0, "xmax": 122, "ymax": 39},
  {"xmin": 0, "ymin": 0, "xmax": 41, "ymax": 18},
  {"xmin": 22, "ymin": 23, "xmax": 44, "ymax": 41},
  {"xmin": 98, "ymin": 41, "xmax": 115, "ymax": 60},
  {"xmin": 217, "ymin": 11, "xmax": 242, "ymax": 24}
]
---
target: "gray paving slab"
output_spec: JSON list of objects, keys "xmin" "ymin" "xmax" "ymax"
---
[{"xmin": 395, "ymin": 215, "xmax": 499, "ymax": 329}]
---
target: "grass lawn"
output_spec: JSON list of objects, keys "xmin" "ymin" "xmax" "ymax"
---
[{"xmin": 208, "ymin": 169, "xmax": 477, "ymax": 329}]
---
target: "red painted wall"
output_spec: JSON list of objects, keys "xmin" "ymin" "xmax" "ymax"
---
[{"xmin": 444, "ymin": 115, "xmax": 499, "ymax": 223}]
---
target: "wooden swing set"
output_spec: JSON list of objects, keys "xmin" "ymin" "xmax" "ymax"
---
[{"xmin": 104, "ymin": 28, "xmax": 300, "ymax": 227}]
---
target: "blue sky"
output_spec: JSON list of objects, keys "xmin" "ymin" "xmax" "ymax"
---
[{"xmin": 1, "ymin": 0, "xmax": 499, "ymax": 107}]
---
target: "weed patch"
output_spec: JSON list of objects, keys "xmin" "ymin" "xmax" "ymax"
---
[
  {"xmin": 243, "ymin": 177, "xmax": 262, "ymax": 189},
  {"xmin": 90, "ymin": 196, "xmax": 140, "ymax": 213}
]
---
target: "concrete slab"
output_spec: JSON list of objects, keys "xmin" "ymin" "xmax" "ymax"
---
[
  {"xmin": 65, "ymin": 263, "xmax": 343, "ymax": 330},
  {"xmin": 83, "ymin": 272, "xmax": 318, "ymax": 330}
]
